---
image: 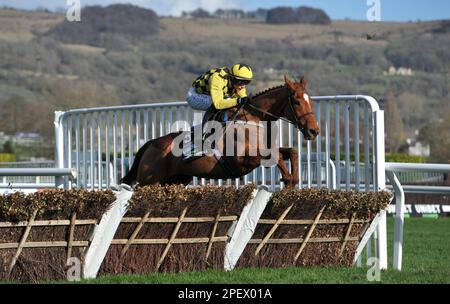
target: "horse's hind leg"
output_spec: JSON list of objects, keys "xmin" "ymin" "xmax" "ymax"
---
[
  {"xmin": 136, "ymin": 144, "xmax": 171, "ymax": 186},
  {"xmin": 121, "ymin": 140, "xmax": 154, "ymax": 186}
]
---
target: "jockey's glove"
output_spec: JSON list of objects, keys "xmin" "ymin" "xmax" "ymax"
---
[{"xmin": 238, "ymin": 97, "xmax": 249, "ymax": 105}]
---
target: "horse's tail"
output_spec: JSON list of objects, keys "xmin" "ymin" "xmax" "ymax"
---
[{"xmin": 120, "ymin": 139, "xmax": 154, "ymax": 186}]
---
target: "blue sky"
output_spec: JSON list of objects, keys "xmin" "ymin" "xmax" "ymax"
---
[{"xmin": 0, "ymin": 0, "xmax": 449, "ymax": 21}]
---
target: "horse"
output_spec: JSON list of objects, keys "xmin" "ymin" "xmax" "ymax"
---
[{"xmin": 121, "ymin": 75, "xmax": 320, "ymax": 188}]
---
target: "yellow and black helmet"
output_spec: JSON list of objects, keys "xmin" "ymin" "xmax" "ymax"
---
[{"xmin": 229, "ymin": 63, "xmax": 253, "ymax": 84}]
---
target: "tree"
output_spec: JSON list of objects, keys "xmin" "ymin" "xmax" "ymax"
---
[
  {"xmin": 0, "ymin": 95, "xmax": 27, "ymax": 134},
  {"xmin": 266, "ymin": 7, "xmax": 298, "ymax": 24},
  {"xmin": 189, "ymin": 8, "xmax": 211, "ymax": 18},
  {"xmin": 384, "ymin": 96, "xmax": 407, "ymax": 153},
  {"xmin": 2, "ymin": 141, "xmax": 14, "ymax": 154},
  {"xmin": 0, "ymin": 95, "xmax": 52, "ymax": 137},
  {"xmin": 266, "ymin": 6, "xmax": 330, "ymax": 25},
  {"xmin": 418, "ymin": 107, "xmax": 450, "ymax": 162},
  {"xmin": 296, "ymin": 6, "xmax": 331, "ymax": 25},
  {"xmin": 46, "ymin": 4, "xmax": 159, "ymax": 46}
]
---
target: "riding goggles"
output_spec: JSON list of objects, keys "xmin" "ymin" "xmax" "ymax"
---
[{"xmin": 233, "ymin": 78, "xmax": 251, "ymax": 86}]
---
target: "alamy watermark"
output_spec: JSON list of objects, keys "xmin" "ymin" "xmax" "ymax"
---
[
  {"xmin": 367, "ymin": 0, "xmax": 381, "ymax": 22},
  {"xmin": 66, "ymin": 257, "xmax": 81, "ymax": 281},
  {"xmin": 66, "ymin": 0, "xmax": 81, "ymax": 22},
  {"xmin": 366, "ymin": 257, "xmax": 381, "ymax": 282}
]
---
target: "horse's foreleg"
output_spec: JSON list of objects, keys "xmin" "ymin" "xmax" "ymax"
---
[
  {"xmin": 287, "ymin": 148, "xmax": 299, "ymax": 185},
  {"xmin": 277, "ymin": 157, "xmax": 292, "ymax": 186},
  {"xmin": 278, "ymin": 148, "xmax": 299, "ymax": 187}
]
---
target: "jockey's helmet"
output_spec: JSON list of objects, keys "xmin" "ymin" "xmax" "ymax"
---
[{"xmin": 230, "ymin": 63, "xmax": 253, "ymax": 85}]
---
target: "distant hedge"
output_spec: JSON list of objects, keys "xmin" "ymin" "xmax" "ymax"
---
[
  {"xmin": 385, "ymin": 153, "xmax": 427, "ymax": 163},
  {"xmin": 266, "ymin": 6, "xmax": 331, "ymax": 25}
]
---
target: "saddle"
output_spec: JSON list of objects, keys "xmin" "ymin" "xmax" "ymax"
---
[
  {"xmin": 180, "ymin": 106, "xmax": 244, "ymax": 178},
  {"xmin": 181, "ymin": 107, "xmax": 228, "ymax": 162}
]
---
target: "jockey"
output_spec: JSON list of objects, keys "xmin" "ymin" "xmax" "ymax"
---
[
  {"xmin": 187, "ymin": 63, "xmax": 253, "ymax": 115},
  {"xmin": 183, "ymin": 63, "xmax": 253, "ymax": 160}
]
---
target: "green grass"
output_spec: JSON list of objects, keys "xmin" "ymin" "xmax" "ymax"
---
[{"xmin": 75, "ymin": 217, "xmax": 450, "ymax": 284}]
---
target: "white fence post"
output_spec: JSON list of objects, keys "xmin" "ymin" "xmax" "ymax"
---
[
  {"xmin": 353, "ymin": 210, "xmax": 386, "ymax": 265},
  {"xmin": 83, "ymin": 186, "xmax": 132, "ymax": 279},
  {"xmin": 224, "ymin": 187, "xmax": 272, "ymax": 271},
  {"xmin": 386, "ymin": 170, "xmax": 405, "ymax": 271},
  {"xmin": 54, "ymin": 111, "xmax": 66, "ymax": 188},
  {"xmin": 374, "ymin": 110, "xmax": 388, "ymax": 270},
  {"xmin": 385, "ymin": 162, "xmax": 450, "ymax": 271}
]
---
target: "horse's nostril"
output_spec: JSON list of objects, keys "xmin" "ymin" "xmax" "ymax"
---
[{"xmin": 309, "ymin": 129, "xmax": 318, "ymax": 136}]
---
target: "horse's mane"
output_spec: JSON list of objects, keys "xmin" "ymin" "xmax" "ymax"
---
[{"xmin": 252, "ymin": 84, "xmax": 286, "ymax": 99}]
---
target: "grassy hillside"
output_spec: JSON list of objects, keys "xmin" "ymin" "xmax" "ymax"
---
[{"xmin": 0, "ymin": 7, "xmax": 448, "ymax": 159}]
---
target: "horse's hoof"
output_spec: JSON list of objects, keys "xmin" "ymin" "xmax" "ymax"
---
[{"xmin": 281, "ymin": 179, "xmax": 292, "ymax": 185}]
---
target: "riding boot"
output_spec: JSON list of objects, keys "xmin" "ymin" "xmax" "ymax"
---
[{"xmin": 202, "ymin": 106, "xmax": 218, "ymax": 131}]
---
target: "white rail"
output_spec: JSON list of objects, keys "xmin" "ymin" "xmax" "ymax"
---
[
  {"xmin": 385, "ymin": 162, "xmax": 450, "ymax": 271},
  {"xmin": 0, "ymin": 168, "xmax": 76, "ymax": 189}
]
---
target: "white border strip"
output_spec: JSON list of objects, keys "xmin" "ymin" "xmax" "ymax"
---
[
  {"xmin": 224, "ymin": 187, "xmax": 272, "ymax": 271},
  {"xmin": 83, "ymin": 186, "xmax": 132, "ymax": 279},
  {"xmin": 353, "ymin": 209, "xmax": 386, "ymax": 265}
]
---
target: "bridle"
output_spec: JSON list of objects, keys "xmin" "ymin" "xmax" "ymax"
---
[{"xmin": 244, "ymin": 86, "xmax": 314, "ymax": 131}]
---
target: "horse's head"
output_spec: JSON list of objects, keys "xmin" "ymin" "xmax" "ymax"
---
[{"xmin": 284, "ymin": 75, "xmax": 320, "ymax": 140}]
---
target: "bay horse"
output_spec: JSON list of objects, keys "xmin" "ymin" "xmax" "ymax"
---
[{"xmin": 121, "ymin": 75, "xmax": 319, "ymax": 188}]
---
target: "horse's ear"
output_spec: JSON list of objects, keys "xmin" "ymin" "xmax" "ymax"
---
[
  {"xmin": 284, "ymin": 75, "xmax": 295, "ymax": 89},
  {"xmin": 300, "ymin": 76, "xmax": 308, "ymax": 88}
]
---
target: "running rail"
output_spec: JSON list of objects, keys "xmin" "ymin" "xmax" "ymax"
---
[{"xmin": 385, "ymin": 162, "xmax": 450, "ymax": 271}]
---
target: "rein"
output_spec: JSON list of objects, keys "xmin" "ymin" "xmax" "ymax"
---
[
  {"xmin": 244, "ymin": 87, "xmax": 313, "ymax": 129},
  {"xmin": 215, "ymin": 85, "xmax": 313, "ymax": 178}
]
